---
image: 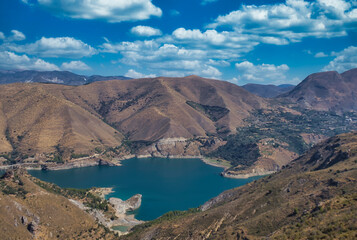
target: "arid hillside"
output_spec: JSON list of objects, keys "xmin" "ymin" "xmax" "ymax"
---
[
  {"xmin": 57, "ymin": 75, "xmax": 266, "ymax": 141},
  {"xmin": 0, "ymin": 75, "xmax": 266, "ymax": 162},
  {"xmin": 0, "ymin": 83, "xmax": 123, "ymax": 158},
  {"xmin": 0, "ymin": 169, "xmax": 117, "ymax": 239},
  {"xmin": 124, "ymin": 132, "xmax": 357, "ymax": 239},
  {"xmin": 280, "ymin": 68, "xmax": 357, "ymax": 112}
]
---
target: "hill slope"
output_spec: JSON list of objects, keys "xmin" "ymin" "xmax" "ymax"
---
[
  {"xmin": 242, "ymin": 83, "xmax": 294, "ymax": 98},
  {"xmin": 125, "ymin": 132, "xmax": 357, "ymax": 239},
  {"xmin": 59, "ymin": 75, "xmax": 266, "ymax": 142},
  {"xmin": 0, "ymin": 83, "xmax": 123, "ymax": 159},
  {"xmin": 0, "ymin": 169, "xmax": 117, "ymax": 239},
  {"xmin": 280, "ymin": 68, "xmax": 357, "ymax": 112},
  {"xmin": 0, "ymin": 76, "xmax": 266, "ymax": 164}
]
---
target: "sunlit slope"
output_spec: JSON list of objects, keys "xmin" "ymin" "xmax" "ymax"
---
[{"xmin": 0, "ymin": 83, "xmax": 123, "ymax": 157}]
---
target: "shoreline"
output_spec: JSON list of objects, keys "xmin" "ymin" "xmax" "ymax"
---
[
  {"xmin": 221, "ymin": 171, "xmax": 274, "ymax": 179},
  {"xmin": 0, "ymin": 154, "xmax": 271, "ymax": 179}
]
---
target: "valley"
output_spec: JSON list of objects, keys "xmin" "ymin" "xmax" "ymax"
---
[
  {"xmin": 0, "ymin": 68, "xmax": 356, "ymax": 239},
  {"xmin": 0, "ymin": 69, "xmax": 356, "ymax": 179}
]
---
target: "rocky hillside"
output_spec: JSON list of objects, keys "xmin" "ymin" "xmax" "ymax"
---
[
  {"xmin": 242, "ymin": 83, "xmax": 294, "ymax": 98},
  {"xmin": 124, "ymin": 132, "xmax": 357, "ymax": 239},
  {"xmin": 0, "ymin": 169, "xmax": 118, "ymax": 239},
  {"xmin": 59, "ymin": 75, "xmax": 266, "ymax": 142},
  {"xmin": 0, "ymin": 76, "xmax": 266, "ymax": 164},
  {"xmin": 280, "ymin": 68, "xmax": 357, "ymax": 112},
  {"xmin": 0, "ymin": 70, "xmax": 130, "ymax": 86}
]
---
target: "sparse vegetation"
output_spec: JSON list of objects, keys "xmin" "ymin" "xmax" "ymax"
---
[
  {"xmin": 71, "ymin": 153, "xmax": 90, "ymax": 159},
  {"xmin": 207, "ymin": 108, "xmax": 357, "ymax": 169}
]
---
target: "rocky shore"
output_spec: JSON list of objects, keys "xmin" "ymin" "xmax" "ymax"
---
[
  {"xmin": 0, "ymin": 137, "xmax": 276, "ymax": 179},
  {"xmin": 70, "ymin": 188, "xmax": 143, "ymax": 236}
]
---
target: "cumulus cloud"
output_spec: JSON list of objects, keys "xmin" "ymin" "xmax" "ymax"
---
[
  {"xmin": 315, "ymin": 52, "xmax": 328, "ymax": 58},
  {"xmin": 0, "ymin": 30, "xmax": 26, "ymax": 42},
  {"xmin": 7, "ymin": 37, "xmax": 96, "ymax": 58},
  {"xmin": 322, "ymin": 46, "xmax": 357, "ymax": 72},
  {"xmin": 125, "ymin": 69, "xmax": 156, "ymax": 78},
  {"xmin": 209, "ymin": 0, "xmax": 357, "ymax": 44},
  {"xmin": 9, "ymin": 30, "xmax": 26, "ymax": 41},
  {"xmin": 97, "ymin": 0, "xmax": 356, "ymax": 80},
  {"xmin": 131, "ymin": 26, "xmax": 162, "ymax": 37},
  {"xmin": 235, "ymin": 61, "xmax": 290, "ymax": 84},
  {"xmin": 101, "ymin": 40, "xmax": 223, "ymax": 78},
  {"xmin": 61, "ymin": 61, "xmax": 90, "ymax": 71},
  {"xmin": 26, "ymin": 0, "xmax": 162, "ymax": 23},
  {"xmin": 173, "ymin": 28, "xmax": 226, "ymax": 45},
  {"xmin": 0, "ymin": 51, "xmax": 59, "ymax": 71}
]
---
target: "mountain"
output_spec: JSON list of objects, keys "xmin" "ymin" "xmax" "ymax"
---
[
  {"xmin": 0, "ymin": 70, "xmax": 130, "ymax": 86},
  {"xmin": 280, "ymin": 68, "xmax": 357, "ymax": 112},
  {"xmin": 242, "ymin": 83, "xmax": 295, "ymax": 98},
  {"xmin": 60, "ymin": 75, "xmax": 266, "ymax": 142},
  {"xmin": 0, "ymin": 75, "xmax": 266, "ymax": 163},
  {"xmin": 124, "ymin": 131, "xmax": 357, "ymax": 239},
  {"xmin": 0, "ymin": 83, "xmax": 124, "ymax": 159}
]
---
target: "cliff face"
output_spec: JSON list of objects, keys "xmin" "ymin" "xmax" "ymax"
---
[{"xmin": 125, "ymin": 132, "xmax": 357, "ymax": 239}]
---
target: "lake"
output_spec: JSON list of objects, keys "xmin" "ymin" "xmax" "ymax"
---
[{"xmin": 29, "ymin": 157, "xmax": 261, "ymax": 221}]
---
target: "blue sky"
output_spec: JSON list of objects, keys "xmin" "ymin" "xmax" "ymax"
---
[{"xmin": 0, "ymin": 0, "xmax": 356, "ymax": 85}]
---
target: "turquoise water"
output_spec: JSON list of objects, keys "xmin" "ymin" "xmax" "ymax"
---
[{"xmin": 29, "ymin": 158, "xmax": 261, "ymax": 221}]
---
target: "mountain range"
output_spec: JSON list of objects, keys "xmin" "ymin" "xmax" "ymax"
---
[
  {"xmin": 0, "ymin": 68, "xmax": 356, "ymax": 178},
  {"xmin": 242, "ymin": 83, "xmax": 295, "ymax": 98},
  {"xmin": 0, "ymin": 70, "xmax": 130, "ymax": 86}
]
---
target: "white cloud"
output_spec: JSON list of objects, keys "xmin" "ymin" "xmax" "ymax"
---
[
  {"xmin": 9, "ymin": 30, "xmax": 26, "ymax": 41},
  {"xmin": 209, "ymin": 0, "xmax": 357, "ymax": 44},
  {"xmin": 61, "ymin": 61, "xmax": 90, "ymax": 71},
  {"xmin": 173, "ymin": 28, "xmax": 226, "ymax": 45},
  {"xmin": 0, "ymin": 30, "xmax": 26, "ymax": 42},
  {"xmin": 28, "ymin": 0, "xmax": 162, "ymax": 23},
  {"xmin": 131, "ymin": 26, "xmax": 162, "ymax": 37},
  {"xmin": 125, "ymin": 69, "xmax": 156, "ymax": 78},
  {"xmin": 314, "ymin": 52, "xmax": 328, "ymax": 58},
  {"xmin": 201, "ymin": 0, "xmax": 218, "ymax": 5},
  {"xmin": 322, "ymin": 46, "xmax": 357, "ymax": 72},
  {"xmin": 101, "ymin": 40, "xmax": 224, "ymax": 78},
  {"xmin": 235, "ymin": 61, "xmax": 290, "ymax": 84},
  {"xmin": 0, "ymin": 51, "xmax": 59, "ymax": 71},
  {"xmin": 7, "ymin": 37, "xmax": 96, "ymax": 58},
  {"xmin": 201, "ymin": 66, "xmax": 222, "ymax": 78}
]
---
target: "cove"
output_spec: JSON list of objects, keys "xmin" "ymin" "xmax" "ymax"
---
[{"xmin": 29, "ymin": 158, "xmax": 261, "ymax": 221}]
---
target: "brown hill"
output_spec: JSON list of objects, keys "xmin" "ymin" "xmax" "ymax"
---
[
  {"xmin": 58, "ymin": 75, "xmax": 266, "ymax": 142},
  {"xmin": 0, "ymin": 83, "xmax": 123, "ymax": 158},
  {"xmin": 280, "ymin": 68, "xmax": 357, "ymax": 112},
  {"xmin": 0, "ymin": 76, "xmax": 266, "ymax": 162},
  {"xmin": 125, "ymin": 132, "xmax": 357, "ymax": 239}
]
